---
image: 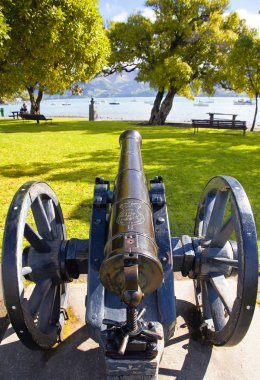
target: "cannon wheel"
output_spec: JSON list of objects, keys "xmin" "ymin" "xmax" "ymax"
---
[
  {"xmin": 194, "ymin": 175, "xmax": 258, "ymax": 346},
  {"xmin": 1, "ymin": 181, "xmax": 68, "ymax": 350}
]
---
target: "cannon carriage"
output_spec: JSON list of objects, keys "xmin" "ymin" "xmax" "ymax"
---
[{"xmin": 1, "ymin": 130, "xmax": 258, "ymax": 379}]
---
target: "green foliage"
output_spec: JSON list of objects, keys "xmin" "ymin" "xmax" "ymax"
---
[
  {"xmin": 221, "ymin": 29, "xmax": 260, "ymax": 97},
  {"xmin": 0, "ymin": 0, "xmax": 110, "ymax": 97},
  {"xmin": 0, "ymin": 119, "xmax": 259, "ymax": 256},
  {"xmin": 107, "ymin": 0, "xmax": 239, "ymax": 98},
  {"xmin": 216, "ymin": 27, "xmax": 260, "ymax": 130},
  {"xmin": 0, "ymin": 5, "xmax": 9, "ymax": 57}
]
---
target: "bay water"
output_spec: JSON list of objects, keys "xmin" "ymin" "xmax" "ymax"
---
[{"xmin": 2, "ymin": 96, "xmax": 259, "ymax": 127}]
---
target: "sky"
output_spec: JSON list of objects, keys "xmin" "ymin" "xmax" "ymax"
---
[{"xmin": 99, "ymin": 0, "xmax": 260, "ymax": 29}]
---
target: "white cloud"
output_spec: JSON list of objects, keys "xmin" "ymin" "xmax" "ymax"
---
[
  {"xmin": 105, "ymin": 3, "xmax": 111, "ymax": 13},
  {"xmin": 112, "ymin": 11, "xmax": 128, "ymax": 22},
  {"xmin": 236, "ymin": 9, "xmax": 260, "ymax": 30},
  {"xmin": 141, "ymin": 8, "xmax": 156, "ymax": 22}
]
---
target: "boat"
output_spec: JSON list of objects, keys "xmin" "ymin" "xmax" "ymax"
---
[
  {"xmin": 194, "ymin": 100, "xmax": 209, "ymax": 106},
  {"xmin": 144, "ymin": 100, "xmax": 154, "ymax": 105},
  {"xmin": 62, "ymin": 103, "xmax": 71, "ymax": 106},
  {"xmin": 109, "ymin": 101, "xmax": 120, "ymax": 105},
  {"xmin": 233, "ymin": 99, "xmax": 255, "ymax": 105}
]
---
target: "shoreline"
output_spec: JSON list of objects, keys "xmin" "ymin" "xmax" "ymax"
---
[{"xmin": 1, "ymin": 116, "xmax": 259, "ymax": 130}]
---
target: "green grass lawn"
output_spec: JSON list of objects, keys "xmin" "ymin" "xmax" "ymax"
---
[{"xmin": 0, "ymin": 119, "xmax": 259, "ymax": 256}]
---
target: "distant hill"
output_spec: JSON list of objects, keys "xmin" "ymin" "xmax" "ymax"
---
[
  {"xmin": 83, "ymin": 71, "xmax": 156, "ymax": 98},
  {"xmin": 44, "ymin": 71, "xmax": 242, "ymax": 99}
]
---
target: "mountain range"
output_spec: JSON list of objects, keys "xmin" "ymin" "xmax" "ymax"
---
[{"xmin": 45, "ymin": 71, "xmax": 240, "ymax": 99}]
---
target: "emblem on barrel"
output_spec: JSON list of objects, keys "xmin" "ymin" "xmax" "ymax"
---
[{"xmin": 116, "ymin": 201, "xmax": 145, "ymax": 230}]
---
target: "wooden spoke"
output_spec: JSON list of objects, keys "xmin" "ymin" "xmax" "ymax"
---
[
  {"xmin": 201, "ymin": 194, "xmax": 215, "ymax": 236},
  {"xmin": 209, "ymin": 274, "xmax": 234, "ymax": 315},
  {"xmin": 31, "ymin": 196, "xmax": 52, "ymax": 240},
  {"xmin": 38, "ymin": 285, "xmax": 57, "ymax": 333},
  {"xmin": 24, "ymin": 222, "xmax": 50, "ymax": 252},
  {"xmin": 28, "ymin": 278, "xmax": 52, "ymax": 318},
  {"xmin": 212, "ymin": 257, "xmax": 239, "ymax": 268},
  {"xmin": 205, "ymin": 280, "xmax": 226, "ymax": 332},
  {"xmin": 205, "ymin": 190, "xmax": 229, "ymax": 239},
  {"xmin": 50, "ymin": 286, "xmax": 62, "ymax": 324},
  {"xmin": 201, "ymin": 280, "xmax": 212, "ymax": 321},
  {"xmin": 42, "ymin": 198, "xmax": 58, "ymax": 239},
  {"xmin": 210, "ymin": 216, "xmax": 234, "ymax": 248}
]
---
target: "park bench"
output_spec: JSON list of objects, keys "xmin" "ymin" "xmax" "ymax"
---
[
  {"xmin": 192, "ymin": 112, "xmax": 247, "ymax": 135},
  {"xmin": 21, "ymin": 114, "xmax": 53, "ymax": 124}
]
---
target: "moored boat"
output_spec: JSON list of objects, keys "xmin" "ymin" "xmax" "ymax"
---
[{"xmin": 233, "ymin": 99, "xmax": 255, "ymax": 105}]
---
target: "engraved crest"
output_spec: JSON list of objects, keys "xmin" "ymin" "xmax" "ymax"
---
[{"xmin": 116, "ymin": 201, "xmax": 145, "ymax": 229}]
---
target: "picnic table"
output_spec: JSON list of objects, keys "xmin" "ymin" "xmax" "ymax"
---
[
  {"xmin": 9, "ymin": 111, "xmax": 19, "ymax": 119},
  {"xmin": 192, "ymin": 112, "xmax": 247, "ymax": 135},
  {"xmin": 207, "ymin": 112, "xmax": 238, "ymax": 124}
]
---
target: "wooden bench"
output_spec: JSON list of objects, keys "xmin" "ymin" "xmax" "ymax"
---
[
  {"xmin": 21, "ymin": 114, "xmax": 53, "ymax": 124},
  {"xmin": 192, "ymin": 119, "xmax": 247, "ymax": 135}
]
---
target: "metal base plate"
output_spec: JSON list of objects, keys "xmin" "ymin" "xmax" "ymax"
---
[{"xmin": 100, "ymin": 322, "xmax": 164, "ymax": 380}]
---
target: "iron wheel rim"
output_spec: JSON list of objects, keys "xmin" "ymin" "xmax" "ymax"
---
[
  {"xmin": 2, "ymin": 181, "xmax": 67, "ymax": 349},
  {"xmin": 194, "ymin": 175, "xmax": 258, "ymax": 346}
]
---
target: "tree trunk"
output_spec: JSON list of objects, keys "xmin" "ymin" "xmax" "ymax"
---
[
  {"xmin": 27, "ymin": 86, "xmax": 43, "ymax": 114},
  {"xmin": 27, "ymin": 86, "xmax": 35, "ymax": 113},
  {"xmin": 148, "ymin": 87, "xmax": 176, "ymax": 125},
  {"xmin": 250, "ymin": 92, "xmax": 258, "ymax": 132},
  {"xmin": 148, "ymin": 90, "xmax": 164, "ymax": 125},
  {"xmin": 35, "ymin": 89, "xmax": 43, "ymax": 114}
]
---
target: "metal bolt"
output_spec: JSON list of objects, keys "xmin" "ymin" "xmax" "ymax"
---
[
  {"xmin": 94, "ymin": 258, "xmax": 100, "ymax": 263},
  {"xmin": 148, "ymin": 322, "xmax": 155, "ymax": 329},
  {"xmin": 12, "ymin": 306, "xmax": 16, "ymax": 310},
  {"xmin": 94, "ymin": 196, "xmax": 102, "ymax": 205},
  {"xmin": 94, "ymin": 218, "xmax": 102, "ymax": 225},
  {"xmin": 95, "ymin": 177, "xmax": 104, "ymax": 184},
  {"xmin": 21, "ymin": 266, "xmax": 32, "ymax": 276},
  {"xmin": 246, "ymin": 305, "xmax": 251, "ymax": 310},
  {"xmin": 160, "ymin": 256, "xmax": 168, "ymax": 263},
  {"xmin": 157, "ymin": 217, "xmax": 165, "ymax": 224}
]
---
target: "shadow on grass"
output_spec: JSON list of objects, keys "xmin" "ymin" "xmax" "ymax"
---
[
  {"xmin": 0, "ymin": 120, "xmax": 259, "ymax": 237},
  {"xmin": 0, "ymin": 119, "xmax": 128, "ymax": 135}
]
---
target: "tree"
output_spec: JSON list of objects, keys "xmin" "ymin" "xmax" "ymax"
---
[
  {"xmin": 105, "ymin": 0, "xmax": 241, "ymax": 125},
  {"xmin": 0, "ymin": 0, "xmax": 110, "ymax": 113},
  {"xmin": 0, "ymin": 6, "xmax": 8, "ymax": 52},
  {"xmin": 219, "ymin": 29, "xmax": 260, "ymax": 131},
  {"xmin": 0, "ymin": 6, "xmax": 9, "ymax": 103}
]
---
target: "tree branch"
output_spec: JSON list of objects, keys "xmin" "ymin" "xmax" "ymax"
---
[
  {"xmin": 103, "ymin": 64, "xmax": 138, "ymax": 76},
  {"xmin": 188, "ymin": 13, "xmax": 210, "ymax": 26}
]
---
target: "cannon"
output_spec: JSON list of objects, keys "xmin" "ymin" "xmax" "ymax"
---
[{"xmin": 1, "ymin": 129, "xmax": 258, "ymax": 379}]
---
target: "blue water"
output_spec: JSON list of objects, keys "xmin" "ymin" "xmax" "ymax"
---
[{"xmin": 2, "ymin": 96, "xmax": 259, "ymax": 127}]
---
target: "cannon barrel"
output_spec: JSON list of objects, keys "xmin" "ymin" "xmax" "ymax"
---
[{"xmin": 99, "ymin": 130, "xmax": 163, "ymax": 297}]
